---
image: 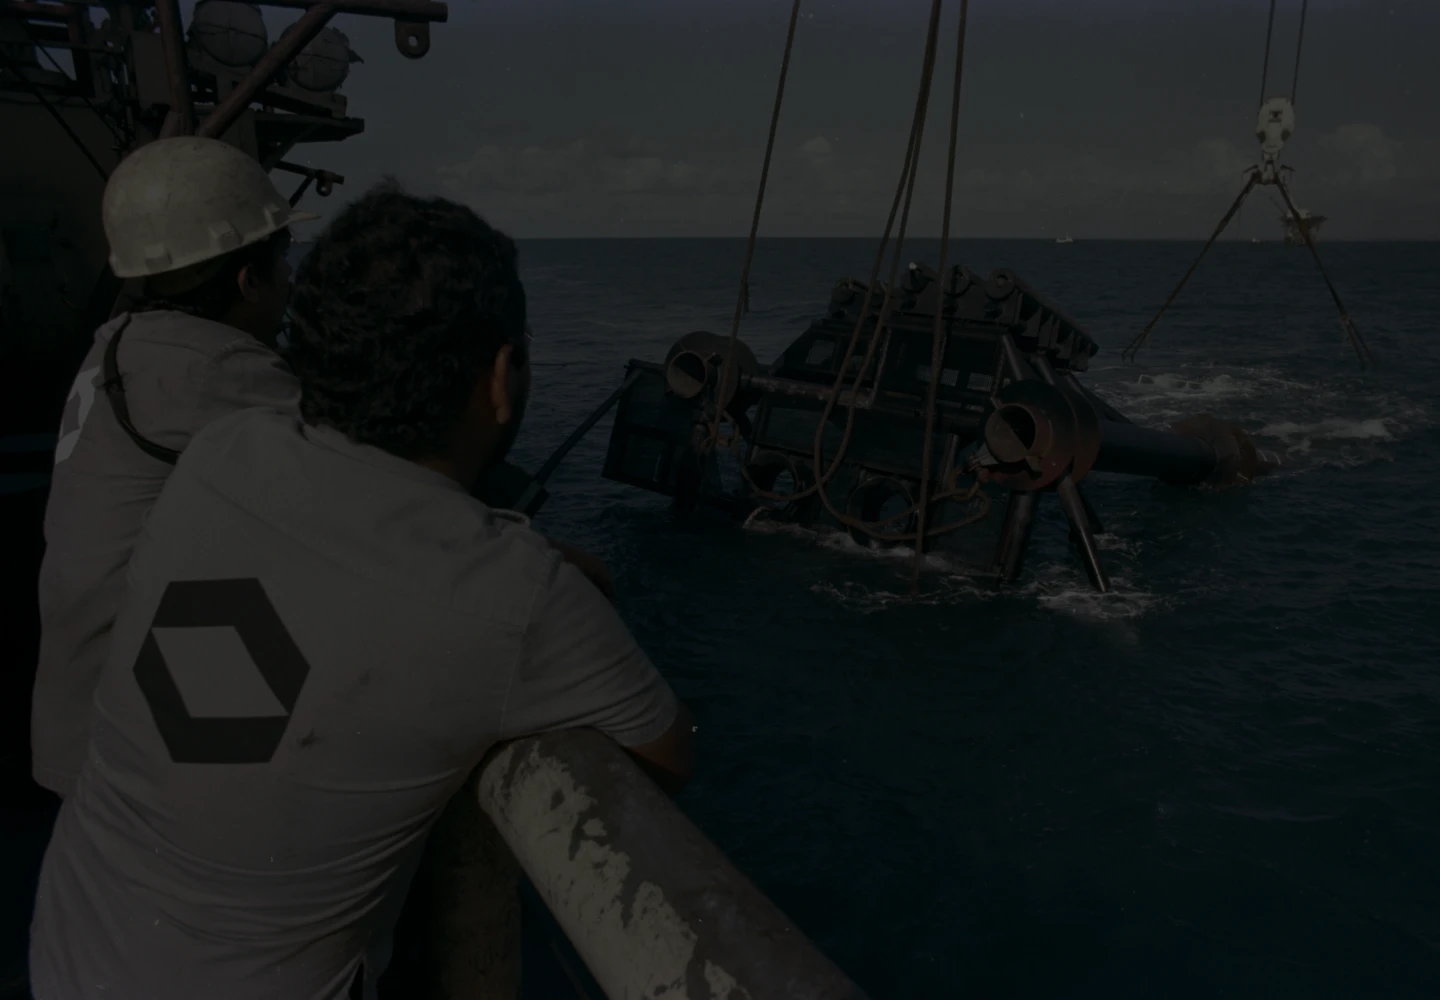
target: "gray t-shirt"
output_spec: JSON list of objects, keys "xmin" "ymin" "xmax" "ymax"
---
[
  {"xmin": 33, "ymin": 309, "xmax": 300, "ymax": 796},
  {"xmin": 28, "ymin": 407, "xmax": 678, "ymax": 1000}
]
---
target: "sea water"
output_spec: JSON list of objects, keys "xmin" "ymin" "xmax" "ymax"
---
[{"xmin": 504, "ymin": 238, "xmax": 1438, "ymax": 999}]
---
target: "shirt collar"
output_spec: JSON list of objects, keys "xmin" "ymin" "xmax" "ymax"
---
[{"xmin": 301, "ymin": 423, "xmax": 469, "ymax": 496}]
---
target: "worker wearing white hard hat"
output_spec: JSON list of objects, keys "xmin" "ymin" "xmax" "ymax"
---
[{"xmin": 32, "ymin": 135, "xmax": 315, "ymax": 800}]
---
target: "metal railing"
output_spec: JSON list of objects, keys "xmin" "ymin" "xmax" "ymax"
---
[
  {"xmin": 395, "ymin": 729, "xmax": 868, "ymax": 999},
  {"xmin": 480, "ymin": 730, "xmax": 866, "ymax": 999}
]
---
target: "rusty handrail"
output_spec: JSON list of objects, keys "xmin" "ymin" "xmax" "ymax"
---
[{"xmin": 477, "ymin": 729, "xmax": 868, "ymax": 1000}]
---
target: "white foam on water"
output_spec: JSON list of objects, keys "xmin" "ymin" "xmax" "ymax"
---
[
  {"xmin": 808, "ymin": 577, "xmax": 991, "ymax": 616},
  {"xmin": 1086, "ymin": 363, "xmax": 1429, "ymax": 475},
  {"xmin": 744, "ymin": 516, "xmax": 970, "ymax": 573},
  {"xmin": 806, "ymin": 565, "xmax": 1164, "ymax": 622},
  {"xmin": 1257, "ymin": 417, "xmax": 1393, "ymax": 451},
  {"xmin": 1022, "ymin": 566, "xmax": 1167, "ymax": 621},
  {"xmin": 749, "ymin": 517, "xmax": 1162, "ymax": 621}
]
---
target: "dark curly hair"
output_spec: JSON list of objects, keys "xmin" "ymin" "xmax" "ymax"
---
[{"xmin": 283, "ymin": 180, "xmax": 527, "ymax": 459}]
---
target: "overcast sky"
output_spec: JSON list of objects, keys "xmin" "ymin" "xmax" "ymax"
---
[{"xmin": 225, "ymin": 0, "xmax": 1437, "ymax": 240}]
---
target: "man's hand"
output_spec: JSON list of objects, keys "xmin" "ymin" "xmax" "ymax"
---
[{"xmin": 543, "ymin": 536, "xmax": 618, "ymax": 605}]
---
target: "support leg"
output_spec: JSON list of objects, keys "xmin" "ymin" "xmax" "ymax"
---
[
  {"xmin": 995, "ymin": 490, "xmax": 1039, "ymax": 583},
  {"xmin": 1071, "ymin": 481, "xmax": 1105, "ymax": 536},
  {"xmin": 1056, "ymin": 476, "xmax": 1110, "ymax": 593}
]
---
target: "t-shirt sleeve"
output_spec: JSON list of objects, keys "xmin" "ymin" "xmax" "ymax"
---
[
  {"xmin": 196, "ymin": 339, "xmax": 301, "ymax": 422},
  {"xmin": 500, "ymin": 554, "xmax": 678, "ymax": 748}
]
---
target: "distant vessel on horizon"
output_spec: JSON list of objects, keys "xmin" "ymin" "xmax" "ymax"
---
[{"xmin": 1054, "ymin": 235, "xmax": 1074, "ymax": 244}]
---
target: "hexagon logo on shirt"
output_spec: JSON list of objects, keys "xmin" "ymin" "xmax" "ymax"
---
[{"xmin": 132, "ymin": 578, "xmax": 311, "ymax": 764}]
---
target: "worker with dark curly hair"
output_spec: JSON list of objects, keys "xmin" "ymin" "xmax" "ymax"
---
[{"xmin": 29, "ymin": 182, "xmax": 693, "ymax": 1000}]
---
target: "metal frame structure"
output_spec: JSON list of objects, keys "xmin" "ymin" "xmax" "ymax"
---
[{"xmin": 596, "ymin": 262, "xmax": 1281, "ymax": 594}]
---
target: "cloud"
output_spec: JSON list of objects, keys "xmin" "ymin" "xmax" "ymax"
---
[
  {"xmin": 436, "ymin": 136, "xmax": 735, "ymax": 200},
  {"xmin": 426, "ymin": 120, "xmax": 1437, "ymax": 238},
  {"xmin": 1315, "ymin": 123, "xmax": 1401, "ymax": 187},
  {"xmin": 1282, "ymin": 123, "xmax": 1440, "ymax": 208},
  {"xmin": 1195, "ymin": 137, "xmax": 1252, "ymax": 184},
  {"xmin": 793, "ymin": 134, "xmax": 881, "ymax": 208},
  {"xmin": 799, "ymin": 135, "xmax": 833, "ymax": 161}
]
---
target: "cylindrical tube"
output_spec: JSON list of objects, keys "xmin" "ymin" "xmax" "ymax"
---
[{"xmin": 1092, "ymin": 420, "xmax": 1219, "ymax": 484}]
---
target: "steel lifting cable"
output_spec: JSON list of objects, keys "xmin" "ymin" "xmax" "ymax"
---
[
  {"xmin": 1270, "ymin": 0, "xmax": 1368, "ymax": 363},
  {"xmin": 909, "ymin": 0, "xmax": 970, "ymax": 584},
  {"xmin": 737, "ymin": 0, "xmax": 942, "ymax": 510},
  {"xmin": 803, "ymin": 0, "xmax": 989, "ymax": 549},
  {"xmin": 1120, "ymin": 171, "xmax": 1258, "ymax": 361},
  {"xmin": 729, "ymin": 0, "xmax": 989, "ymax": 548},
  {"xmin": 1274, "ymin": 170, "xmax": 1374, "ymax": 364},
  {"xmin": 705, "ymin": 0, "xmax": 803, "ymax": 454},
  {"xmin": 805, "ymin": 0, "xmax": 949, "ymax": 535},
  {"xmin": 825, "ymin": 0, "xmax": 989, "ymax": 548},
  {"xmin": 735, "ymin": 5, "xmax": 941, "ymax": 509},
  {"xmin": 1257, "ymin": 0, "xmax": 1277, "ymax": 109},
  {"xmin": 1290, "ymin": 0, "xmax": 1307, "ymax": 105}
]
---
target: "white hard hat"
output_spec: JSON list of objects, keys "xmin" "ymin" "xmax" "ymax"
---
[{"xmin": 102, "ymin": 136, "xmax": 319, "ymax": 279}]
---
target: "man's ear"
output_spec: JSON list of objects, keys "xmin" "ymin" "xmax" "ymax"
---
[
  {"xmin": 489, "ymin": 343, "xmax": 515, "ymax": 425},
  {"xmin": 235, "ymin": 262, "xmax": 263, "ymax": 304}
]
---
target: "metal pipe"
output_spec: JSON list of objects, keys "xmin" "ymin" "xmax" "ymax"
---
[
  {"xmin": 197, "ymin": 3, "xmax": 336, "ymax": 140},
  {"xmin": 477, "ymin": 730, "xmax": 868, "ymax": 1000},
  {"xmin": 153, "ymin": 0, "xmax": 194, "ymax": 137},
  {"xmin": 1092, "ymin": 420, "xmax": 1219, "ymax": 484}
]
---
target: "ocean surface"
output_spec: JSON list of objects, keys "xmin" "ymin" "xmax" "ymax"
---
[{"xmin": 497, "ymin": 238, "xmax": 1438, "ymax": 998}]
